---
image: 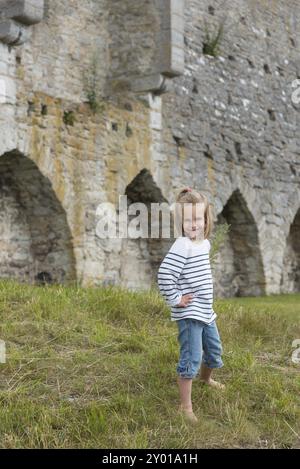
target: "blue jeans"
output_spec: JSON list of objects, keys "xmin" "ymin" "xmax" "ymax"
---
[{"xmin": 176, "ymin": 318, "xmax": 223, "ymax": 379}]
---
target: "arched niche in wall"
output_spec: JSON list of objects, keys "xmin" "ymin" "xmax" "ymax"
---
[
  {"xmin": 280, "ymin": 207, "xmax": 300, "ymax": 293},
  {"xmin": 120, "ymin": 168, "xmax": 174, "ymax": 291},
  {"xmin": 0, "ymin": 149, "xmax": 76, "ymax": 285},
  {"xmin": 213, "ymin": 189, "xmax": 266, "ymax": 298}
]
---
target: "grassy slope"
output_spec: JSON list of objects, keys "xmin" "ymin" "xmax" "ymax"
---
[{"xmin": 0, "ymin": 279, "xmax": 299, "ymax": 448}]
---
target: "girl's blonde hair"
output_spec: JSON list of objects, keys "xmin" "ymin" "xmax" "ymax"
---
[{"xmin": 174, "ymin": 187, "xmax": 214, "ymax": 239}]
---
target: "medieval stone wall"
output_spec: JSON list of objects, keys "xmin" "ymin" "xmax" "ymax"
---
[
  {"xmin": 164, "ymin": 0, "xmax": 300, "ymax": 296},
  {"xmin": 0, "ymin": 0, "xmax": 299, "ymax": 297}
]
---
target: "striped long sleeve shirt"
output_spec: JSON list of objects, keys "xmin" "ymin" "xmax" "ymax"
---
[{"xmin": 157, "ymin": 236, "xmax": 216, "ymax": 324}]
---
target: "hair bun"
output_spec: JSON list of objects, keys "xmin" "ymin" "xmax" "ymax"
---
[{"xmin": 181, "ymin": 187, "xmax": 192, "ymax": 193}]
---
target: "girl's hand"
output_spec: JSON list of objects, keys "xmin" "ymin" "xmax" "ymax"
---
[{"xmin": 176, "ymin": 293, "xmax": 194, "ymax": 307}]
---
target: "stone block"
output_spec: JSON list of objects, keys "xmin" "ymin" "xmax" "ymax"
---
[
  {"xmin": 0, "ymin": 0, "xmax": 44, "ymax": 25},
  {"xmin": 0, "ymin": 19, "xmax": 29, "ymax": 44}
]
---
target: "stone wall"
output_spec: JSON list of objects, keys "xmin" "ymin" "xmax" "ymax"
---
[
  {"xmin": 164, "ymin": 0, "xmax": 300, "ymax": 296},
  {"xmin": 0, "ymin": 0, "xmax": 299, "ymax": 296}
]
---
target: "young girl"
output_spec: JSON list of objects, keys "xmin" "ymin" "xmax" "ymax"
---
[{"xmin": 157, "ymin": 187, "xmax": 225, "ymax": 424}]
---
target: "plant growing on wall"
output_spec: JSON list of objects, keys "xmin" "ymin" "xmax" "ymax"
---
[
  {"xmin": 202, "ymin": 18, "xmax": 225, "ymax": 57},
  {"xmin": 63, "ymin": 110, "xmax": 76, "ymax": 126},
  {"xmin": 83, "ymin": 52, "xmax": 105, "ymax": 113}
]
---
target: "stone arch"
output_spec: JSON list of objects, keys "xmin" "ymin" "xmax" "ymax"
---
[
  {"xmin": 280, "ymin": 207, "xmax": 300, "ymax": 293},
  {"xmin": 119, "ymin": 168, "xmax": 173, "ymax": 290},
  {"xmin": 0, "ymin": 149, "xmax": 76, "ymax": 285},
  {"xmin": 213, "ymin": 188, "xmax": 266, "ymax": 298}
]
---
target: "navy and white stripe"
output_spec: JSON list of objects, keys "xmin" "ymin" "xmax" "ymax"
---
[{"xmin": 157, "ymin": 236, "xmax": 216, "ymax": 324}]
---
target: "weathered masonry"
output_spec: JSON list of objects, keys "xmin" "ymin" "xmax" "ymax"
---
[{"xmin": 0, "ymin": 0, "xmax": 299, "ymax": 297}]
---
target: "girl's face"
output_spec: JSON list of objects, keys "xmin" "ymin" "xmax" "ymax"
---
[{"xmin": 182, "ymin": 203, "xmax": 205, "ymax": 241}]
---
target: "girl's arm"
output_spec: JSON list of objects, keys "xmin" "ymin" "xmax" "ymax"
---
[{"xmin": 157, "ymin": 237, "xmax": 189, "ymax": 307}]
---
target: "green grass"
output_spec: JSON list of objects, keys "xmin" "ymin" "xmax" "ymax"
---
[{"xmin": 0, "ymin": 278, "xmax": 299, "ymax": 448}]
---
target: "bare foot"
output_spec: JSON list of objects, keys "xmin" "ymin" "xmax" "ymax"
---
[
  {"xmin": 177, "ymin": 404, "xmax": 198, "ymax": 424},
  {"xmin": 199, "ymin": 378, "xmax": 225, "ymax": 390}
]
